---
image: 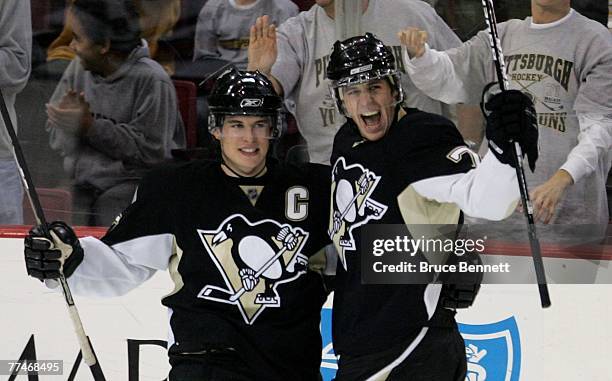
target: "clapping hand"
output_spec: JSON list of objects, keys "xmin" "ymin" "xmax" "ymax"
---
[{"xmin": 46, "ymin": 89, "xmax": 93, "ymax": 136}]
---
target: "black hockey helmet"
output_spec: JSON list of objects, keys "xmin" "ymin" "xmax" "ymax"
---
[
  {"xmin": 327, "ymin": 33, "xmax": 404, "ymax": 116},
  {"xmin": 208, "ymin": 68, "xmax": 283, "ymax": 138}
]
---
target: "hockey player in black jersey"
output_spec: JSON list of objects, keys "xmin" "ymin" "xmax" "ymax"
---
[
  {"xmin": 24, "ymin": 69, "xmax": 334, "ymax": 381},
  {"xmin": 326, "ymin": 34, "xmax": 538, "ymax": 380}
]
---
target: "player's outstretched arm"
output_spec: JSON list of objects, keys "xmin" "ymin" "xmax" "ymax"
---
[
  {"xmin": 412, "ymin": 151, "xmax": 520, "ymax": 221},
  {"xmin": 24, "ymin": 222, "xmax": 161, "ymax": 297},
  {"xmin": 411, "ymin": 92, "xmax": 539, "ymax": 220}
]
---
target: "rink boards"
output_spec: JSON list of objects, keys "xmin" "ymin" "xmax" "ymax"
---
[{"xmin": 1, "ymin": 230, "xmax": 611, "ymax": 381}]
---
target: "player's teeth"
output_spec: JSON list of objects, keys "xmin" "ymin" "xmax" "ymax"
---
[
  {"xmin": 242, "ymin": 148, "xmax": 256, "ymax": 153},
  {"xmin": 362, "ymin": 111, "xmax": 380, "ymax": 117}
]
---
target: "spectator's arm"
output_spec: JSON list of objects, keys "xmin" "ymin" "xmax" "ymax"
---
[
  {"xmin": 85, "ymin": 79, "xmax": 183, "ymax": 165},
  {"xmin": 47, "ymin": 62, "xmax": 80, "ymax": 156},
  {"xmin": 403, "ymin": 43, "xmax": 471, "ymax": 104},
  {"xmin": 567, "ymin": 28, "xmax": 612, "ymax": 182},
  {"xmin": 402, "ymin": 27, "xmax": 494, "ymax": 106},
  {"xmin": 560, "ymin": 113, "xmax": 612, "ymax": 183},
  {"xmin": 268, "ymin": 18, "xmax": 304, "ymax": 99},
  {"xmin": 0, "ymin": 0, "xmax": 31, "ymax": 92}
]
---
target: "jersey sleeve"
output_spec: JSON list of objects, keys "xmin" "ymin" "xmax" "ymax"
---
[
  {"xmin": 411, "ymin": 152, "xmax": 519, "ymax": 221},
  {"xmin": 398, "ymin": 118, "xmax": 477, "ymax": 184},
  {"xmin": 64, "ymin": 170, "xmax": 178, "ymax": 297},
  {"xmin": 395, "ymin": 115, "xmax": 519, "ymax": 221}
]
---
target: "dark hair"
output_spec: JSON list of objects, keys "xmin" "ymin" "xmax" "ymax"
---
[{"xmin": 71, "ymin": 0, "xmax": 141, "ymax": 53}]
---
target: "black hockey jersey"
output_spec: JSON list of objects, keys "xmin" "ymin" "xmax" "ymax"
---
[
  {"xmin": 82, "ymin": 159, "xmax": 331, "ymax": 380},
  {"xmin": 329, "ymin": 108, "xmax": 476, "ymax": 356}
]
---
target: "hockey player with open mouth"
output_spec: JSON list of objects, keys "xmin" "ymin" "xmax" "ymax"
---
[
  {"xmin": 326, "ymin": 33, "xmax": 538, "ymax": 380},
  {"xmin": 23, "ymin": 68, "xmax": 335, "ymax": 381}
]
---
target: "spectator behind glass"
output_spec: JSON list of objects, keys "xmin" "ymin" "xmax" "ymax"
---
[
  {"xmin": 0, "ymin": 0, "xmax": 31, "ymax": 224},
  {"xmin": 47, "ymin": 0, "xmax": 181, "ymax": 74},
  {"xmin": 248, "ymin": 0, "xmax": 465, "ymax": 165},
  {"xmin": 47, "ymin": 0, "xmax": 185, "ymax": 226},
  {"xmin": 194, "ymin": 0, "xmax": 298, "ymax": 69},
  {"xmin": 402, "ymin": 0, "xmax": 612, "ymax": 243}
]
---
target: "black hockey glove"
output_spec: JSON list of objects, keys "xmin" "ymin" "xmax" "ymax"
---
[
  {"xmin": 24, "ymin": 221, "xmax": 84, "ymax": 280},
  {"xmin": 484, "ymin": 89, "xmax": 539, "ymax": 172}
]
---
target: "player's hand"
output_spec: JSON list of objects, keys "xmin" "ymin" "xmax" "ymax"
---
[
  {"xmin": 247, "ymin": 15, "xmax": 277, "ymax": 74},
  {"xmin": 530, "ymin": 170, "xmax": 573, "ymax": 224},
  {"xmin": 24, "ymin": 221, "xmax": 84, "ymax": 280},
  {"xmin": 239, "ymin": 268, "xmax": 258, "ymax": 291},
  {"xmin": 484, "ymin": 90, "xmax": 538, "ymax": 171},
  {"xmin": 398, "ymin": 27, "xmax": 428, "ymax": 59}
]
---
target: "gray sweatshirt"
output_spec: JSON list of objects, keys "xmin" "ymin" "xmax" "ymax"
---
[
  {"xmin": 194, "ymin": 0, "xmax": 298, "ymax": 69},
  {"xmin": 0, "ymin": 0, "xmax": 32, "ymax": 159},
  {"xmin": 48, "ymin": 44, "xmax": 186, "ymax": 191}
]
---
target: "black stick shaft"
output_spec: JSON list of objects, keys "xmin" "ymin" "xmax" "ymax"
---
[
  {"xmin": 0, "ymin": 89, "xmax": 107, "ymax": 379},
  {"xmin": 481, "ymin": 0, "xmax": 551, "ymax": 308},
  {"xmin": 0, "ymin": 89, "xmax": 48, "ymax": 232}
]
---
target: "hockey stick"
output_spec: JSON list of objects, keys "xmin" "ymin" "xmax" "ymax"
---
[
  {"xmin": 0, "ymin": 89, "xmax": 107, "ymax": 379},
  {"xmin": 481, "ymin": 0, "xmax": 551, "ymax": 308}
]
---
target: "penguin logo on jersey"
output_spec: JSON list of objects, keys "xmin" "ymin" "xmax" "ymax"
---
[
  {"xmin": 329, "ymin": 157, "xmax": 387, "ymax": 269},
  {"xmin": 197, "ymin": 214, "xmax": 309, "ymax": 325}
]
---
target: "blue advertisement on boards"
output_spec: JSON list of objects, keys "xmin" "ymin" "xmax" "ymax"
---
[
  {"xmin": 319, "ymin": 309, "xmax": 521, "ymax": 381},
  {"xmin": 459, "ymin": 317, "xmax": 522, "ymax": 381}
]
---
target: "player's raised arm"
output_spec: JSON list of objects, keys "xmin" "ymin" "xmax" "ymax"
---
[
  {"xmin": 24, "ymin": 220, "xmax": 162, "ymax": 297},
  {"xmin": 412, "ymin": 90, "xmax": 539, "ymax": 220}
]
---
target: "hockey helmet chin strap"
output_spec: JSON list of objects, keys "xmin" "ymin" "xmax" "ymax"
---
[{"xmin": 221, "ymin": 159, "xmax": 267, "ymax": 179}]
